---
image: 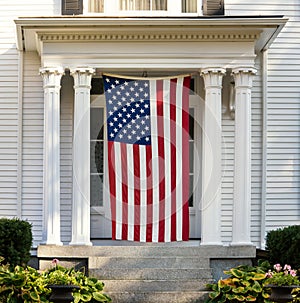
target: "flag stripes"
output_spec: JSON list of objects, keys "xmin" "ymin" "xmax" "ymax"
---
[{"xmin": 104, "ymin": 74, "xmax": 190, "ymax": 242}]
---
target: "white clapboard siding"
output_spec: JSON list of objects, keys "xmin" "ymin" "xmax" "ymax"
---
[
  {"xmin": 0, "ymin": 1, "xmax": 59, "ymax": 244},
  {"xmin": 60, "ymin": 73, "xmax": 74, "ymax": 244},
  {"xmin": 22, "ymin": 52, "xmax": 44, "ymax": 247},
  {"xmin": 227, "ymin": 0, "xmax": 300, "ymax": 246},
  {"xmin": 0, "ymin": 9, "xmax": 19, "ymax": 217}
]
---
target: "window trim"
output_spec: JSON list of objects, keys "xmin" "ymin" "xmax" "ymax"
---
[{"xmin": 83, "ymin": 0, "xmax": 203, "ymax": 16}]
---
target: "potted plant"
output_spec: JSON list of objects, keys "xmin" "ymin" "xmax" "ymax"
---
[
  {"xmin": 264, "ymin": 263, "xmax": 299, "ymax": 303},
  {"xmin": 45, "ymin": 259, "xmax": 80, "ymax": 303}
]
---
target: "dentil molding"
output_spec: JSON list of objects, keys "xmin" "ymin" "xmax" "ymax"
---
[{"xmin": 38, "ymin": 32, "xmax": 260, "ymax": 43}]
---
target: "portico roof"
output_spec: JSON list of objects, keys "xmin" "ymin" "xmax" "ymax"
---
[{"xmin": 15, "ymin": 16, "xmax": 287, "ymax": 54}]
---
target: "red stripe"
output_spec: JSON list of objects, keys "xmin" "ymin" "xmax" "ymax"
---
[
  {"xmin": 156, "ymin": 79, "xmax": 165, "ymax": 242},
  {"xmin": 182, "ymin": 76, "xmax": 191, "ymax": 241},
  {"xmin": 133, "ymin": 144, "xmax": 140, "ymax": 241},
  {"xmin": 146, "ymin": 145, "xmax": 153, "ymax": 242},
  {"xmin": 121, "ymin": 143, "xmax": 128, "ymax": 240},
  {"xmin": 108, "ymin": 141, "xmax": 116, "ymax": 240},
  {"xmin": 170, "ymin": 78, "xmax": 177, "ymax": 241}
]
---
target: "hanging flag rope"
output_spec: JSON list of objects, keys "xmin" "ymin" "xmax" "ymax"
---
[{"xmin": 103, "ymin": 73, "xmax": 190, "ymax": 242}]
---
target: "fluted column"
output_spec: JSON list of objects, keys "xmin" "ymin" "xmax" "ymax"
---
[
  {"xmin": 70, "ymin": 67, "xmax": 94, "ymax": 245},
  {"xmin": 40, "ymin": 67, "xmax": 64, "ymax": 245},
  {"xmin": 200, "ymin": 68, "xmax": 225, "ymax": 245},
  {"xmin": 231, "ymin": 67, "xmax": 257, "ymax": 246}
]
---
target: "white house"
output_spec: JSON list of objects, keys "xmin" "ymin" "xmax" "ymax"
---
[{"xmin": 0, "ymin": 0, "xmax": 299, "ymax": 301}]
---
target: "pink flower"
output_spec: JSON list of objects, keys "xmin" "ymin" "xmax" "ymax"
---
[
  {"xmin": 274, "ymin": 264, "xmax": 282, "ymax": 272},
  {"xmin": 52, "ymin": 258, "xmax": 59, "ymax": 265},
  {"xmin": 284, "ymin": 264, "xmax": 292, "ymax": 271},
  {"xmin": 265, "ymin": 270, "xmax": 273, "ymax": 278},
  {"xmin": 290, "ymin": 270, "xmax": 297, "ymax": 277}
]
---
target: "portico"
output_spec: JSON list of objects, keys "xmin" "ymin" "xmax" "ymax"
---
[{"xmin": 15, "ymin": 16, "xmax": 286, "ymax": 247}]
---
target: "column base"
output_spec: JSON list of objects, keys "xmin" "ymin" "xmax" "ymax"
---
[
  {"xmin": 200, "ymin": 241, "xmax": 223, "ymax": 246},
  {"xmin": 230, "ymin": 242, "xmax": 254, "ymax": 247},
  {"xmin": 69, "ymin": 241, "xmax": 93, "ymax": 246},
  {"xmin": 42, "ymin": 241, "xmax": 63, "ymax": 246}
]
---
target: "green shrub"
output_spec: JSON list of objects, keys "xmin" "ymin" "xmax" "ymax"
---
[
  {"xmin": 266, "ymin": 225, "xmax": 300, "ymax": 269},
  {"xmin": 0, "ymin": 257, "xmax": 111, "ymax": 303},
  {"xmin": 0, "ymin": 218, "xmax": 33, "ymax": 267},
  {"xmin": 205, "ymin": 260, "xmax": 272, "ymax": 303}
]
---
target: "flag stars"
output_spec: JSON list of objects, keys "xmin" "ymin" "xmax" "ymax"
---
[{"xmin": 104, "ymin": 76, "xmax": 152, "ymax": 145}]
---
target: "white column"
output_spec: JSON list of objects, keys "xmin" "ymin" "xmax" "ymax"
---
[
  {"xmin": 70, "ymin": 67, "xmax": 94, "ymax": 246},
  {"xmin": 40, "ymin": 67, "xmax": 64, "ymax": 245},
  {"xmin": 200, "ymin": 68, "xmax": 225, "ymax": 246},
  {"xmin": 231, "ymin": 67, "xmax": 257, "ymax": 246}
]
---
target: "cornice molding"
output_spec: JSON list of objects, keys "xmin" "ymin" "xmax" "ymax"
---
[{"xmin": 38, "ymin": 32, "xmax": 260, "ymax": 43}]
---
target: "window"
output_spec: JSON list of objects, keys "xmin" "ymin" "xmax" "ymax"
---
[
  {"xmin": 86, "ymin": 0, "xmax": 200, "ymax": 15},
  {"xmin": 120, "ymin": 0, "xmax": 167, "ymax": 11}
]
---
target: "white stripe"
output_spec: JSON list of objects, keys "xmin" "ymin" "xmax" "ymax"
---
[
  {"xmin": 139, "ymin": 145, "xmax": 147, "ymax": 242},
  {"xmin": 176, "ymin": 77, "xmax": 184, "ymax": 241},
  {"xmin": 127, "ymin": 144, "xmax": 135, "ymax": 241},
  {"xmin": 114, "ymin": 142, "xmax": 122, "ymax": 240},
  {"xmin": 163, "ymin": 79, "xmax": 172, "ymax": 242},
  {"xmin": 150, "ymin": 80, "xmax": 159, "ymax": 242}
]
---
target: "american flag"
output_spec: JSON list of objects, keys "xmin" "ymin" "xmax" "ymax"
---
[{"xmin": 103, "ymin": 74, "xmax": 190, "ymax": 242}]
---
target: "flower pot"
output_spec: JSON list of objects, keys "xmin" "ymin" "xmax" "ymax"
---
[
  {"xmin": 266, "ymin": 285, "xmax": 298, "ymax": 303},
  {"xmin": 48, "ymin": 284, "xmax": 80, "ymax": 303}
]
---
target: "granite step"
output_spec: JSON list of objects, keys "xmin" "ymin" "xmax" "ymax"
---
[
  {"xmin": 105, "ymin": 291, "xmax": 209, "ymax": 303},
  {"xmin": 90, "ymin": 267, "xmax": 212, "ymax": 280},
  {"xmin": 101, "ymin": 279, "xmax": 212, "ymax": 292},
  {"xmin": 89, "ymin": 256, "xmax": 210, "ymax": 269}
]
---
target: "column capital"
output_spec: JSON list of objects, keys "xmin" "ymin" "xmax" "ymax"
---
[
  {"xmin": 200, "ymin": 68, "xmax": 226, "ymax": 89},
  {"xmin": 39, "ymin": 67, "xmax": 64, "ymax": 88},
  {"xmin": 231, "ymin": 67, "xmax": 257, "ymax": 75},
  {"xmin": 70, "ymin": 67, "xmax": 95, "ymax": 89},
  {"xmin": 232, "ymin": 67, "xmax": 257, "ymax": 89},
  {"xmin": 200, "ymin": 67, "xmax": 226, "ymax": 75}
]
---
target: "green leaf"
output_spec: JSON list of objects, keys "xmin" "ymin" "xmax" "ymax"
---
[
  {"xmin": 252, "ymin": 280, "xmax": 262, "ymax": 293},
  {"xmin": 235, "ymin": 294, "xmax": 246, "ymax": 301},
  {"xmin": 245, "ymin": 295, "xmax": 257, "ymax": 301},
  {"xmin": 209, "ymin": 291, "xmax": 220, "ymax": 299},
  {"xmin": 73, "ymin": 292, "xmax": 81, "ymax": 303},
  {"xmin": 222, "ymin": 285, "xmax": 231, "ymax": 293},
  {"xmin": 80, "ymin": 292, "xmax": 92, "ymax": 302},
  {"xmin": 29, "ymin": 290, "xmax": 40, "ymax": 301},
  {"xmin": 93, "ymin": 292, "xmax": 111, "ymax": 302},
  {"xmin": 251, "ymin": 273, "xmax": 266, "ymax": 281},
  {"xmin": 230, "ymin": 268, "xmax": 244, "ymax": 278}
]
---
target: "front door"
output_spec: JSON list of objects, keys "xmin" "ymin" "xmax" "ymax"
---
[{"xmin": 90, "ymin": 76, "xmax": 202, "ymax": 241}]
